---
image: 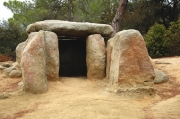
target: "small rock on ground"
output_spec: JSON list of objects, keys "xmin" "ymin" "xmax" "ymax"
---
[
  {"xmin": 0, "ymin": 92, "xmax": 9, "ymax": 99},
  {"xmin": 154, "ymin": 69, "xmax": 169, "ymax": 84},
  {"xmin": 9, "ymin": 70, "xmax": 22, "ymax": 78},
  {"xmin": 1, "ymin": 63, "xmax": 11, "ymax": 68}
]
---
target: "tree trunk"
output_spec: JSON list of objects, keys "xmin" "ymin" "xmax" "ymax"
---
[
  {"xmin": 68, "ymin": 0, "xmax": 73, "ymax": 21},
  {"xmin": 112, "ymin": 0, "xmax": 128, "ymax": 35}
]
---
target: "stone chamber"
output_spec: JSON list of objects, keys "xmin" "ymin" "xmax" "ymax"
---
[{"xmin": 17, "ymin": 20, "xmax": 156, "ymax": 96}]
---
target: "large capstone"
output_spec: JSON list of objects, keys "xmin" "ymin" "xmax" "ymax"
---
[{"xmin": 26, "ymin": 20, "xmax": 113, "ymax": 37}]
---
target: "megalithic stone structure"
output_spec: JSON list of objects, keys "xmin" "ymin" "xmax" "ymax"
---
[{"xmin": 16, "ymin": 20, "xmax": 156, "ymax": 96}]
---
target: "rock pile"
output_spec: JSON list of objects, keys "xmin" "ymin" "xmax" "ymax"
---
[{"xmin": 0, "ymin": 62, "xmax": 22, "ymax": 78}]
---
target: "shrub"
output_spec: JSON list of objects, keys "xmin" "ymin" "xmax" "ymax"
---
[
  {"xmin": 0, "ymin": 20, "xmax": 27, "ymax": 60},
  {"xmin": 144, "ymin": 23, "xmax": 168, "ymax": 58},
  {"xmin": 165, "ymin": 19, "xmax": 180, "ymax": 56}
]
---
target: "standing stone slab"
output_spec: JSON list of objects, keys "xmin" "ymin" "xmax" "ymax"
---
[
  {"xmin": 106, "ymin": 30, "xmax": 155, "ymax": 97},
  {"xmin": 21, "ymin": 30, "xmax": 48, "ymax": 94},
  {"xmin": 106, "ymin": 38, "xmax": 113, "ymax": 79},
  {"xmin": 16, "ymin": 32, "xmax": 38, "ymax": 64},
  {"xmin": 45, "ymin": 31, "xmax": 59, "ymax": 81},
  {"xmin": 86, "ymin": 34, "xmax": 106, "ymax": 79},
  {"xmin": 16, "ymin": 42, "xmax": 25, "ymax": 64}
]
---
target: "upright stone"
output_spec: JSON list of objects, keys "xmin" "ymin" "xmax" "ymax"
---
[
  {"xmin": 106, "ymin": 39, "xmax": 113, "ymax": 79},
  {"xmin": 44, "ymin": 31, "xmax": 59, "ymax": 81},
  {"xmin": 16, "ymin": 32, "xmax": 39, "ymax": 64},
  {"xmin": 21, "ymin": 30, "xmax": 48, "ymax": 94},
  {"xmin": 107, "ymin": 30, "xmax": 155, "ymax": 97},
  {"xmin": 86, "ymin": 34, "xmax": 106, "ymax": 79},
  {"xmin": 16, "ymin": 42, "xmax": 25, "ymax": 64}
]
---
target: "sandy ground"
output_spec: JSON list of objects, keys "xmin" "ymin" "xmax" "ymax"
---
[{"xmin": 0, "ymin": 57, "xmax": 180, "ymax": 119}]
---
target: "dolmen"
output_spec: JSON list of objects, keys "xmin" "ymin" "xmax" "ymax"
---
[{"xmin": 16, "ymin": 20, "xmax": 156, "ymax": 97}]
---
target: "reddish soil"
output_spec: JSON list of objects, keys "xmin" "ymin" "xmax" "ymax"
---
[{"xmin": 0, "ymin": 54, "xmax": 12, "ymax": 62}]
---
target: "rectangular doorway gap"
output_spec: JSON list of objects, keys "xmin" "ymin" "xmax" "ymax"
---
[{"xmin": 58, "ymin": 38, "xmax": 87, "ymax": 77}]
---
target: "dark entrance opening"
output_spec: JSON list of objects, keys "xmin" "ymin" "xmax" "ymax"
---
[{"xmin": 58, "ymin": 38, "xmax": 87, "ymax": 77}]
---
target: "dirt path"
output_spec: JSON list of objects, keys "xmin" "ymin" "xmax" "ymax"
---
[
  {"xmin": 0, "ymin": 57, "xmax": 180, "ymax": 119},
  {"xmin": 148, "ymin": 57, "xmax": 180, "ymax": 119}
]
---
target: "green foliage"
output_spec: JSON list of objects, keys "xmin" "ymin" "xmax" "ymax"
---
[
  {"xmin": 145, "ymin": 18, "xmax": 180, "ymax": 58},
  {"xmin": 4, "ymin": 0, "xmax": 38, "ymax": 29},
  {"xmin": 122, "ymin": 0, "xmax": 180, "ymax": 34},
  {"xmin": 73, "ymin": 0, "xmax": 118, "ymax": 24},
  {"xmin": 4, "ymin": 0, "xmax": 68, "ymax": 29},
  {"xmin": 122, "ymin": 0, "xmax": 161, "ymax": 34},
  {"xmin": 0, "ymin": 0, "xmax": 67, "ymax": 58},
  {"xmin": 0, "ymin": 20, "xmax": 27, "ymax": 59},
  {"xmin": 145, "ymin": 23, "xmax": 168, "ymax": 58},
  {"xmin": 165, "ymin": 19, "xmax": 180, "ymax": 56},
  {"xmin": 1, "ymin": 0, "xmax": 180, "ymax": 59},
  {"xmin": 33, "ymin": 0, "xmax": 68, "ymax": 20}
]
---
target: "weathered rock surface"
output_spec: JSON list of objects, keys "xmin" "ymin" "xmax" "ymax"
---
[
  {"xmin": 4, "ymin": 67, "xmax": 16, "ymax": 74},
  {"xmin": 106, "ymin": 38, "xmax": 113, "ymax": 79},
  {"xmin": 17, "ymin": 31, "xmax": 59, "ymax": 81},
  {"xmin": 1, "ymin": 62, "xmax": 21, "ymax": 77},
  {"xmin": 44, "ymin": 31, "xmax": 59, "ymax": 80},
  {"xmin": 154, "ymin": 69, "xmax": 169, "ymax": 84},
  {"xmin": 1, "ymin": 62, "xmax": 11, "ymax": 68},
  {"xmin": 15, "ymin": 30, "xmax": 60, "ymax": 93},
  {"xmin": 149, "ymin": 56, "xmax": 156, "ymax": 69},
  {"xmin": 9, "ymin": 70, "xmax": 22, "ymax": 78},
  {"xmin": 106, "ymin": 29, "xmax": 155, "ymax": 96},
  {"xmin": 86, "ymin": 34, "xmax": 106, "ymax": 79},
  {"xmin": 2, "ymin": 62, "xmax": 20, "ymax": 70},
  {"xmin": 0, "ymin": 65, "xmax": 5, "ymax": 70},
  {"xmin": 16, "ymin": 42, "xmax": 25, "ymax": 64},
  {"xmin": 11, "ymin": 62, "xmax": 21, "ymax": 70},
  {"xmin": 21, "ymin": 30, "xmax": 48, "ymax": 94},
  {"xmin": 26, "ymin": 20, "xmax": 113, "ymax": 37}
]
